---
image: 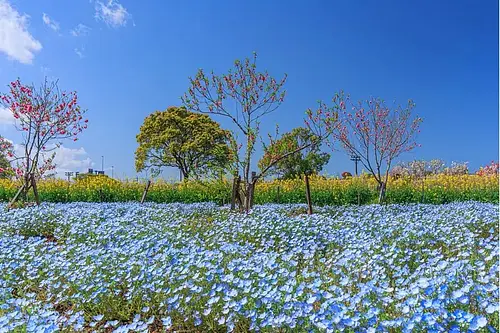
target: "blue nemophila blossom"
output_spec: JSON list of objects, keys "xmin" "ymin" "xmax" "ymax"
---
[{"xmin": 0, "ymin": 201, "xmax": 498, "ymax": 332}]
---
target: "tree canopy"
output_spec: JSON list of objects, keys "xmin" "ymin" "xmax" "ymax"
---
[
  {"xmin": 135, "ymin": 106, "xmax": 233, "ymax": 179},
  {"xmin": 258, "ymin": 127, "xmax": 330, "ymax": 180}
]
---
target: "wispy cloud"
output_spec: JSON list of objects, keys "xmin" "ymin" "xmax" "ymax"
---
[
  {"xmin": 0, "ymin": 0, "xmax": 42, "ymax": 64},
  {"xmin": 42, "ymin": 12, "xmax": 59, "ymax": 32},
  {"xmin": 40, "ymin": 66, "xmax": 51, "ymax": 75},
  {"xmin": 94, "ymin": 0, "xmax": 130, "ymax": 28},
  {"xmin": 74, "ymin": 47, "xmax": 85, "ymax": 58},
  {"xmin": 70, "ymin": 23, "xmax": 91, "ymax": 37}
]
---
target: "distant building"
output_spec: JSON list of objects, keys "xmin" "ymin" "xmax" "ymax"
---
[{"xmin": 87, "ymin": 168, "xmax": 105, "ymax": 175}]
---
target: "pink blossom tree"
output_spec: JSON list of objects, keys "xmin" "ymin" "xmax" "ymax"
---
[
  {"xmin": 182, "ymin": 53, "xmax": 335, "ymax": 211},
  {"xmin": 0, "ymin": 78, "xmax": 88, "ymax": 204},
  {"xmin": 318, "ymin": 92, "xmax": 422, "ymax": 203}
]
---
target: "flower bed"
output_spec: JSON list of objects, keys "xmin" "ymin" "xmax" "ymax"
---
[{"xmin": 0, "ymin": 202, "xmax": 498, "ymax": 332}]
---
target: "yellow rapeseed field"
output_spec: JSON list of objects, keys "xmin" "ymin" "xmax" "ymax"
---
[{"xmin": 0, "ymin": 174, "xmax": 497, "ymax": 205}]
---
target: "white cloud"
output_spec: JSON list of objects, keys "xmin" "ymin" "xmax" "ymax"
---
[
  {"xmin": 94, "ymin": 0, "xmax": 130, "ymax": 28},
  {"xmin": 0, "ymin": 0, "xmax": 42, "ymax": 64},
  {"xmin": 10, "ymin": 141, "xmax": 93, "ymax": 178},
  {"xmin": 42, "ymin": 13, "xmax": 59, "ymax": 31},
  {"xmin": 74, "ymin": 47, "xmax": 85, "ymax": 58},
  {"xmin": 70, "ymin": 23, "xmax": 91, "ymax": 37},
  {"xmin": 0, "ymin": 106, "xmax": 14, "ymax": 125},
  {"xmin": 52, "ymin": 145, "xmax": 93, "ymax": 176}
]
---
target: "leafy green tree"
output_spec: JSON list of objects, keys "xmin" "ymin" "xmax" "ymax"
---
[
  {"xmin": 135, "ymin": 106, "xmax": 233, "ymax": 180},
  {"xmin": 258, "ymin": 127, "xmax": 330, "ymax": 179}
]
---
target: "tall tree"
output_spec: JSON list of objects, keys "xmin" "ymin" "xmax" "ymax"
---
[
  {"xmin": 135, "ymin": 106, "xmax": 233, "ymax": 180},
  {"xmin": 182, "ymin": 53, "xmax": 334, "ymax": 210},
  {"xmin": 258, "ymin": 127, "xmax": 330, "ymax": 180},
  {"xmin": 318, "ymin": 92, "xmax": 422, "ymax": 203},
  {"xmin": 0, "ymin": 78, "xmax": 88, "ymax": 204}
]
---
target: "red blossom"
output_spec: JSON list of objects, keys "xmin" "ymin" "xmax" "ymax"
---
[{"xmin": 0, "ymin": 78, "xmax": 88, "ymax": 181}]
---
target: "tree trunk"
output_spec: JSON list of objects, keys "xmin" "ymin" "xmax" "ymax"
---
[
  {"xmin": 244, "ymin": 139, "xmax": 251, "ymax": 189},
  {"xmin": 22, "ymin": 173, "xmax": 30, "ymax": 201},
  {"xmin": 249, "ymin": 171, "xmax": 256, "ymax": 209},
  {"xmin": 180, "ymin": 170, "xmax": 188, "ymax": 182},
  {"xmin": 235, "ymin": 176, "xmax": 243, "ymax": 212},
  {"xmin": 30, "ymin": 174, "xmax": 40, "ymax": 206},
  {"xmin": 230, "ymin": 173, "xmax": 239, "ymax": 210},
  {"xmin": 244, "ymin": 182, "xmax": 251, "ymax": 214},
  {"xmin": 305, "ymin": 173, "xmax": 313, "ymax": 215},
  {"xmin": 378, "ymin": 181, "xmax": 386, "ymax": 204},
  {"xmin": 243, "ymin": 172, "xmax": 258, "ymax": 213}
]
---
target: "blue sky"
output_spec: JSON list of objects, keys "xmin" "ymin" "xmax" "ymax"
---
[{"xmin": 0, "ymin": 0, "xmax": 498, "ymax": 180}]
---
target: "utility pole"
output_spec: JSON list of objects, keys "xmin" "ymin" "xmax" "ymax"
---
[
  {"xmin": 111, "ymin": 166, "xmax": 114, "ymax": 178},
  {"xmin": 64, "ymin": 171, "xmax": 74, "ymax": 182},
  {"xmin": 101, "ymin": 156, "xmax": 104, "ymax": 174},
  {"xmin": 350, "ymin": 154, "xmax": 361, "ymax": 176}
]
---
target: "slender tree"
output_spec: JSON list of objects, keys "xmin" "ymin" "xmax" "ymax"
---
[
  {"xmin": 319, "ymin": 92, "xmax": 422, "ymax": 203},
  {"xmin": 0, "ymin": 78, "xmax": 88, "ymax": 204},
  {"xmin": 182, "ymin": 53, "xmax": 335, "ymax": 210}
]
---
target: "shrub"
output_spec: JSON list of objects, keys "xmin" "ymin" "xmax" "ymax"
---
[
  {"xmin": 392, "ymin": 159, "xmax": 446, "ymax": 178},
  {"xmin": 477, "ymin": 161, "xmax": 499, "ymax": 176},
  {"xmin": 341, "ymin": 171, "xmax": 352, "ymax": 179},
  {"xmin": 443, "ymin": 161, "xmax": 469, "ymax": 175}
]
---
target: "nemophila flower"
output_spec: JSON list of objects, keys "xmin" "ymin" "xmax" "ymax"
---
[
  {"xmin": 485, "ymin": 303, "xmax": 498, "ymax": 314},
  {"xmin": 92, "ymin": 314, "xmax": 104, "ymax": 321},
  {"xmin": 108, "ymin": 320, "xmax": 119, "ymax": 326},
  {"xmin": 469, "ymin": 315, "xmax": 488, "ymax": 331},
  {"xmin": 487, "ymin": 325, "xmax": 498, "ymax": 333},
  {"xmin": 160, "ymin": 316, "xmax": 172, "ymax": 329},
  {"xmin": 0, "ymin": 202, "xmax": 497, "ymax": 331}
]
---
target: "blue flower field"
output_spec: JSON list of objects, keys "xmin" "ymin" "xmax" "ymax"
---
[{"xmin": 0, "ymin": 202, "xmax": 498, "ymax": 332}]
